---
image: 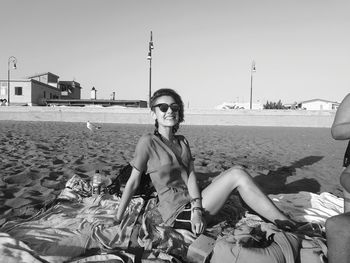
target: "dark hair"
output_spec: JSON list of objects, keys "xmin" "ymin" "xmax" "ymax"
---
[{"xmin": 150, "ymin": 88, "xmax": 184, "ymax": 133}]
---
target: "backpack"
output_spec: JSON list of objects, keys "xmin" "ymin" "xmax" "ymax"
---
[
  {"xmin": 298, "ymin": 235, "xmax": 327, "ymax": 263},
  {"xmin": 106, "ymin": 163, "xmax": 155, "ymax": 198},
  {"xmin": 210, "ymin": 222, "xmax": 327, "ymax": 263}
]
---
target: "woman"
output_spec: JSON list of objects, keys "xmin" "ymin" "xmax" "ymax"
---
[
  {"xmin": 330, "ymin": 93, "xmax": 350, "ymax": 212},
  {"xmin": 116, "ymin": 88, "xmax": 294, "ymax": 235},
  {"xmin": 326, "ymin": 93, "xmax": 350, "ymax": 263}
]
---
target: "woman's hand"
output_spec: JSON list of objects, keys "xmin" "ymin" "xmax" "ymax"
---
[{"xmin": 191, "ymin": 209, "xmax": 206, "ymax": 235}]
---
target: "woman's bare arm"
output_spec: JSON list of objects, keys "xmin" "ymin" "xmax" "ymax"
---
[
  {"xmin": 332, "ymin": 93, "xmax": 350, "ymax": 140},
  {"xmin": 115, "ymin": 168, "xmax": 142, "ymax": 222},
  {"xmin": 187, "ymin": 161, "xmax": 206, "ymax": 234},
  {"xmin": 187, "ymin": 162, "xmax": 202, "ymax": 206}
]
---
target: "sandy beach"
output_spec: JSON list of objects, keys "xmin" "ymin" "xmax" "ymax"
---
[{"xmin": 0, "ymin": 120, "xmax": 346, "ymax": 226}]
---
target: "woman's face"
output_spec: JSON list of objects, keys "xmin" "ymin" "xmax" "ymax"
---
[{"xmin": 151, "ymin": 95, "xmax": 180, "ymax": 128}]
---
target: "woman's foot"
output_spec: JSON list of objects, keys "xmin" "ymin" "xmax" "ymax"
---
[
  {"xmin": 275, "ymin": 219, "xmax": 324, "ymax": 236},
  {"xmin": 274, "ymin": 219, "xmax": 299, "ymax": 232}
]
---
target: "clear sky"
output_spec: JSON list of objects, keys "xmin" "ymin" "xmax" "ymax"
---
[{"xmin": 1, "ymin": 0, "xmax": 349, "ymax": 108}]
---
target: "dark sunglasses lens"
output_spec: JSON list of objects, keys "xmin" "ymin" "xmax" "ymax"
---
[
  {"xmin": 157, "ymin": 103, "xmax": 179, "ymax": 112},
  {"xmin": 170, "ymin": 104, "xmax": 179, "ymax": 112},
  {"xmin": 159, "ymin": 104, "xmax": 169, "ymax": 112}
]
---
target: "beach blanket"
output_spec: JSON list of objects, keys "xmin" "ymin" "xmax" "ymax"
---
[
  {"xmin": 0, "ymin": 175, "xmax": 144, "ymax": 263},
  {"xmin": 0, "ymin": 173, "xmax": 344, "ymax": 262},
  {"xmin": 136, "ymin": 191, "xmax": 343, "ymax": 262}
]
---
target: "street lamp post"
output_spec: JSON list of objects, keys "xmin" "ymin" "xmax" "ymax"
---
[
  {"xmin": 249, "ymin": 60, "xmax": 256, "ymax": 110},
  {"xmin": 147, "ymin": 31, "xmax": 154, "ymax": 107},
  {"xmin": 7, "ymin": 56, "xmax": 17, "ymax": 106}
]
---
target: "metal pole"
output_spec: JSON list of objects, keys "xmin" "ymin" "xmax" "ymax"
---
[
  {"xmin": 7, "ymin": 66, "xmax": 10, "ymax": 106},
  {"xmin": 7, "ymin": 56, "xmax": 17, "ymax": 106},
  {"xmin": 149, "ymin": 59, "xmax": 152, "ymax": 107},
  {"xmin": 250, "ymin": 60, "xmax": 256, "ymax": 110},
  {"xmin": 250, "ymin": 72, "xmax": 253, "ymax": 110},
  {"xmin": 147, "ymin": 31, "xmax": 153, "ymax": 107}
]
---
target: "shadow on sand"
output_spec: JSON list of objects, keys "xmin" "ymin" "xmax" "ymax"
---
[
  {"xmin": 196, "ymin": 156, "xmax": 322, "ymax": 195},
  {"xmin": 253, "ymin": 156, "xmax": 323, "ymax": 195},
  {"xmin": 196, "ymin": 156, "xmax": 324, "ymax": 225}
]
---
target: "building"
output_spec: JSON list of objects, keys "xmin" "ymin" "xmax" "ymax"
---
[
  {"xmin": 215, "ymin": 102, "xmax": 263, "ymax": 110},
  {"xmin": 0, "ymin": 78, "xmax": 61, "ymax": 106},
  {"xmin": 28, "ymin": 72, "xmax": 60, "ymax": 88},
  {"xmin": 0, "ymin": 72, "xmax": 81, "ymax": 106},
  {"xmin": 297, "ymin": 99, "xmax": 339, "ymax": 110},
  {"xmin": 45, "ymin": 98, "xmax": 148, "ymax": 107},
  {"xmin": 1, "ymin": 71, "xmax": 147, "ymax": 107},
  {"xmin": 58, "ymin": 80, "xmax": 82, "ymax": 100}
]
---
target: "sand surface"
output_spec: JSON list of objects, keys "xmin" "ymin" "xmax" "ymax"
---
[{"xmin": 0, "ymin": 121, "xmax": 346, "ymax": 225}]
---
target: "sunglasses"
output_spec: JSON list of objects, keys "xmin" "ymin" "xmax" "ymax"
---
[{"xmin": 153, "ymin": 103, "xmax": 180, "ymax": 113}]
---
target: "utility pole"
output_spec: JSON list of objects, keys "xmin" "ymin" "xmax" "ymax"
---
[
  {"xmin": 250, "ymin": 60, "xmax": 256, "ymax": 110},
  {"xmin": 147, "ymin": 31, "xmax": 154, "ymax": 107},
  {"xmin": 7, "ymin": 56, "xmax": 17, "ymax": 106}
]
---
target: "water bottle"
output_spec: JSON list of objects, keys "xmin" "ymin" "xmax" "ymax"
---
[{"xmin": 92, "ymin": 170, "xmax": 102, "ymax": 196}]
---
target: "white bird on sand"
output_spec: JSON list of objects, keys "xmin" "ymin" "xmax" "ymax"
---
[{"xmin": 86, "ymin": 121, "xmax": 101, "ymax": 131}]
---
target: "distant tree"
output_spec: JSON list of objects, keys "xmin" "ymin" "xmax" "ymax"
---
[{"xmin": 263, "ymin": 100, "xmax": 286, "ymax": 109}]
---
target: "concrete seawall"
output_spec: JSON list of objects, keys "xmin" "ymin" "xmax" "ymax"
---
[{"xmin": 0, "ymin": 106, "xmax": 336, "ymax": 127}]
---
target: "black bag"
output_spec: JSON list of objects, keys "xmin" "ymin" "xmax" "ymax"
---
[{"xmin": 107, "ymin": 163, "xmax": 155, "ymax": 198}]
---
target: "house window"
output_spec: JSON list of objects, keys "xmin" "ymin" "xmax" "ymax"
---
[
  {"xmin": 61, "ymin": 85, "xmax": 67, "ymax": 92},
  {"xmin": 43, "ymin": 91, "xmax": 46, "ymax": 98},
  {"xmin": 0, "ymin": 87, "xmax": 6, "ymax": 96},
  {"xmin": 1, "ymin": 82, "xmax": 7, "ymax": 96},
  {"xmin": 15, "ymin": 87, "xmax": 23, "ymax": 95}
]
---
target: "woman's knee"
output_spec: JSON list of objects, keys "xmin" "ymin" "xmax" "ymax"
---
[
  {"xmin": 222, "ymin": 165, "xmax": 251, "ymax": 184},
  {"xmin": 224, "ymin": 165, "xmax": 246, "ymax": 175},
  {"xmin": 229, "ymin": 164, "xmax": 245, "ymax": 170}
]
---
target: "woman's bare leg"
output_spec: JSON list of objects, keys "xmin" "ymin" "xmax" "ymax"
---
[
  {"xmin": 201, "ymin": 166, "xmax": 290, "ymax": 224},
  {"xmin": 340, "ymin": 167, "xmax": 350, "ymax": 212},
  {"xmin": 343, "ymin": 190, "xmax": 350, "ymax": 213},
  {"xmin": 326, "ymin": 212, "xmax": 350, "ymax": 263}
]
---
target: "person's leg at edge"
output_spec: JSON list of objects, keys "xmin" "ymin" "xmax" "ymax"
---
[
  {"xmin": 201, "ymin": 166, "xmax": 292, "ymax": 225},
  {"xmin": 340, "ymin": 167, "xmax": 350, "ymax": 212},
  {"xmin": 343, "ymin": 190, "xmax": 350, "ymax": 213},
  {"xmin": 326, "ymin": 212, "xmax": 350, "ymax": 263}
]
